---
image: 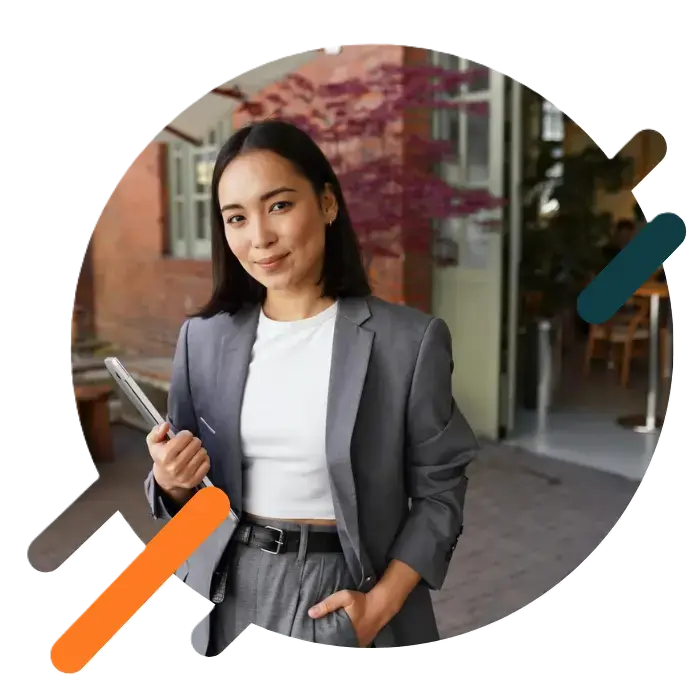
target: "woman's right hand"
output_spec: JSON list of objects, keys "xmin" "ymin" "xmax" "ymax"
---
[{"xmin": 146, "ymin": 423, "xmax": 211, "ymax": 504}]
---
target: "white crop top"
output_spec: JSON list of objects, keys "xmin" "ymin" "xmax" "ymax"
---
[{"xmin": 239, "ymin": 302, "xmax": 338, "ymax": 520}]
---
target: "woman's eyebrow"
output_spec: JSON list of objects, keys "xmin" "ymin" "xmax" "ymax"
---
[{"xmin": 220, "ymin": 187, "xmax": 298, "ymax": 213}]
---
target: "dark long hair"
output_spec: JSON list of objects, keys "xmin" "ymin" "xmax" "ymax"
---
[{"xmin": 194, "ymin": 118, "xmax": 371, "ymax": 318}]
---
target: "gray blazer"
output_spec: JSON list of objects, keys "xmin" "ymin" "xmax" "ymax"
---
[{"xmin": 144, "ymin": 295, "xmax": 478, "ymax": 650}]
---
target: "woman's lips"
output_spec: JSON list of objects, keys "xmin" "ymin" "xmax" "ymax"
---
[{"xmin": 256, "ymin": 253, "xmax": 289, "ymax": 271}]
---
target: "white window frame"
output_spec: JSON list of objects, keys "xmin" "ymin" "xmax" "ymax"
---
[
  {"xmin": 541, "ymin": 100, "xmax": 565, "ymax": 143},
  {"xmin": 431, "ymin": 51, "xmax": 504, "ymax": 195},
  {"xmin": 167, "ymin": 116, "xmax": 233, "ymax": 259}
]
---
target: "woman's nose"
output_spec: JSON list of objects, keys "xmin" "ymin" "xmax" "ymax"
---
[{"xmin": 249, "ymin": 222, "xmax": 277, "ymax": 248}]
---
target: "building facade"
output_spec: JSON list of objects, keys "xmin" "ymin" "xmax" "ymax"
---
[
  {"xmin": 77, "ymin": 45, "xmax": 659, "ymax": 442},
  {"xmin": 82, "ymin": 45, "xmax": 433, "ymax": 358}
]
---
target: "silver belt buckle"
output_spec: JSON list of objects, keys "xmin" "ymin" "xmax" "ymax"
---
[{"xmin": 261, "ymin": 526, "xmax": 285, "ymax": 555}]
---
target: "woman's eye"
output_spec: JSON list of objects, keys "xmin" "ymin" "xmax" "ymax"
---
[{"xmin": 225, "ymin": 202, "xmax": 291, "ymax": 224}]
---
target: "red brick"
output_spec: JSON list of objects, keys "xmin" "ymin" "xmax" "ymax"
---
[{"xmin": 87, "ymin": 143, "xmax": 211, "ymax": 356}]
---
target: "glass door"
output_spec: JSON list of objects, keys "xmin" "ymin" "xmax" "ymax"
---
[
  {"xmin": 430, "ymin": 52, "xmax": 516, "ymax": 441},
  {"xmin": 502, "ymin": 80, "xmax": 524, "ymax": 436}
]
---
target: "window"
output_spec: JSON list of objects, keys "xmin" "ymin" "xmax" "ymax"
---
[
  {"xmin": 434, "ymin": 52, "xmax": 490, "ymax": 97},
  {"xmin": 166, "ymin": 115, "xmax": 233, "ymax": 259},
  {"xmin": 431, "ymin": 51, "xmax": 492, "ymax": 188},
  {"xmin": 541, "ymin": 100, "xmax": 564, "ymax": 142}
]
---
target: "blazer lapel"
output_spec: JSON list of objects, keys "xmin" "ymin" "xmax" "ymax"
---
[
  {"xmin": 326, "ymin": 297, "xmax": 374, "ymax": 581},
  {"xmin": 214, "ymin": 304, "xmax": 260, "ymax": 514},
  {"xmin": 210, "ymin": 297, "xmax": 375, "ymax": 580}
]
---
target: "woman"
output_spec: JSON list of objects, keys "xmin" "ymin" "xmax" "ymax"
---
[{"xmin": 144, "ymin": 118, "xmax": 478, "ymax": 653}]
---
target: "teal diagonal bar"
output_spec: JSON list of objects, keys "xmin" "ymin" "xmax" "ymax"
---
[{"xmin": 577, "ymin": 212, "xmax": 685, "ymax": 325}]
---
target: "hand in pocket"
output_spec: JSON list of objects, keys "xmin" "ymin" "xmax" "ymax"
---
[{"xmin": 309, "ymin": 589, "xmax": 382, "ymax": 648}]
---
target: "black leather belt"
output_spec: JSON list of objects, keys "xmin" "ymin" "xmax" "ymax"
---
[
  {"xmin": 209, "ymin": 521, "xmax": 344, "ymax": 604},
  {"xmin": 233, "ymin": 521, "xmax": 343, "ymax": 555}
]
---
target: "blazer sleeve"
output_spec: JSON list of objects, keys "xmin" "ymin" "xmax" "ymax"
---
[
  {"xmin": 144, "ymin": 318, "xmax": 199, "ymax": 522},
  {"xmin": 388, "ymin": 317, "xmax": 479, "ymax": 590}
]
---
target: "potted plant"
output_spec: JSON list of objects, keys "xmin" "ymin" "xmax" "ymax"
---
[{"xmin": 518, "ymin": 113, "xmax": 634, "ymax": 409}]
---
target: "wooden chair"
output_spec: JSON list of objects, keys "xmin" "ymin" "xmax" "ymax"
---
[
  {"xmin": 660, "ymin": 325, "xmax": 672, "ymax": 381},
  {"xmin": 583, "ymin": 298, "xmax": 650, "ymax": 388}
]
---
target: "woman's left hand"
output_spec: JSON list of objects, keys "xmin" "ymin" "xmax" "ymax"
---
[{"xmin": 308, "ymin": 590, "xmax": 387, "ymax": 648}]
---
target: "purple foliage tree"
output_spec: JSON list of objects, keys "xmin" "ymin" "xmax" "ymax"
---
[{"xmin": 237, "ymin": 61, "xmax": 503, "ymax": 282}]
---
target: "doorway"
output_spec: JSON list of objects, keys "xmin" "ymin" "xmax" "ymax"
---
[
  {"xmin": 430, "ymin": 52, "xmax": 519, "ymax": 442},
  {"xmin": 505, "ymin": 98, "xmax": 669, "ymax": 480}
]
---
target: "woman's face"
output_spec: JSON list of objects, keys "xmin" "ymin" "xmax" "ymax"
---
[{"xmin": 217, "ymin": 149, "xmax": 337, "ymax": 294}]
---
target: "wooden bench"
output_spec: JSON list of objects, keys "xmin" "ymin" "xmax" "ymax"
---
[{"xmin": 75, "ymin": 383, "xmax": 114, "ymax": 462}]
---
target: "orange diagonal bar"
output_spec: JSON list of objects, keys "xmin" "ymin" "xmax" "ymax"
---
[{"xmin": 51, "ymin": 487, "xmax": 230, "ymax": 674}]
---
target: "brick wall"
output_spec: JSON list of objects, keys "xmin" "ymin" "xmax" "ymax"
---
[
  {"xmin": 90, "ymin": 144, "xmax": 211, "ymax": 356},
  {"xmin": 85, "ymin": 46, "xmax": 432, "ymax": 357},
  {"xmin": 401, "ymin": 46, "xmax": 434, "ymax": 312},
  {"xmin": 74, "ymin": 238, "xmax": 95, "ymax": 339}
]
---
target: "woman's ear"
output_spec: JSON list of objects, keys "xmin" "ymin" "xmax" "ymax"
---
[{"xmin": 322, "ymin": 183, "xmax": 338, "ymax": 224}]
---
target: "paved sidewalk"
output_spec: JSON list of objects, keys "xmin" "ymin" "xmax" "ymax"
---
[{"xmin": 28, "ymin": 426, "xmax": 638, "ymax": 640}]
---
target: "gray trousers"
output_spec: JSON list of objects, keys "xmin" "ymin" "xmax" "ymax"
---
[{"xmin": 207, "ymin": 515, "xmax": 360, "ymax": 655}]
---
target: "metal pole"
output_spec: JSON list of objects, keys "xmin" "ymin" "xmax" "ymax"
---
[
  {"xmin": 617, "ymin": 292, "xmax": 664, "ymax": 433},
  {"xmin": 537, "ymin": 319, "xmax": 552, "ymax": 433},
  {"xmin": 506, "ymin": 80, "xmax": 523, "ymax": 434},
  {"xmin": 644, "ymin": 293, "xmax": 660, "ymax": 431},
  {"xmin": 665, "ymin": 323, "xmax": 673, "ymax": 379}
]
